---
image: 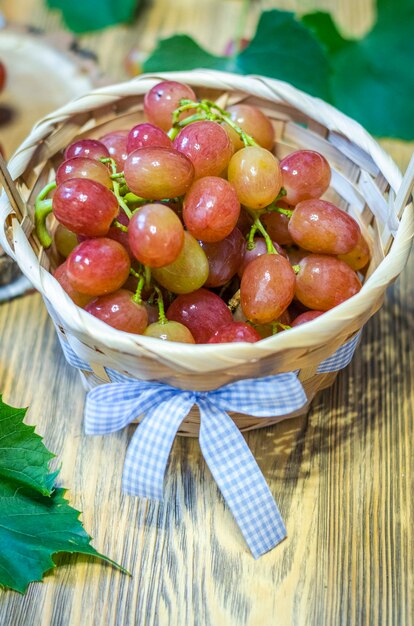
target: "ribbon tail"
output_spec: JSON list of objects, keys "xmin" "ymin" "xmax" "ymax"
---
[
  {"xmin": 122, "ymin": 393, "xmax": 194, "ymax": 500},
  {"xmin": 198, "ymin": 398, "xmax": 286, "ymax": 559}
]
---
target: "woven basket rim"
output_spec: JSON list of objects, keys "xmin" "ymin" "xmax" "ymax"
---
[{"xmin": 1, "ymin": 69, "xmax": 413, "ymax": 371}]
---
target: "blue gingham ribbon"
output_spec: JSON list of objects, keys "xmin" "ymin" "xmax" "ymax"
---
[
  {"xmin": 85, "ymin": 372, "xmax": 307, "ymax": 558},
  {"xmin": 54, "ymin": 319, "xmax": 361, "ymax": 558}
]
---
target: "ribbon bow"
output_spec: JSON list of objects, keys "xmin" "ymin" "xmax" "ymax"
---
[{"xmin": 85, "ymin": 371, "xmax": 308, "ymax": 558}]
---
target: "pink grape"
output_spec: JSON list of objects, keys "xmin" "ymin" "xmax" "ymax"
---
[
  {"xmin": 128, "ymin": 204, "xmax": 184, "ymax": 268},
  {"xmin": 291, "ymin": 310, "xmax": 324, "ymax": 327},
  {"xmin": 66, "ymin": 238, "xmax": 131, "ymax": 296},
  {"xmin": 152, "ymin": 231, "xmax": 209, "ymax": 293},
  {"xmin": 144, "ymin": 80, "xmax": 197, "ymax": 131},
  {"xmin": 183, "ymin": 176, "xmax": 240, "ymax": 242},
  {"xmin": 261, "ymin": 204, "xmax": 295, "ymax": 245},
  {"xmin": 200, "ymin": 228, "xmax": 245, "ymax": 287},
  {"xmin": 53, "ymin": 261, "xmax": 94, "ymax": 307},
  {"xmin": 338, "ymin": 233, "xmax": 371, "ymax": 270},
  {"xmin": 288, "ymin": 199, "xmax": 361, "ymax": 255},
  {"xmin": 227, "ymin": 146, "xmax": 282, "ymax": 210},
  {"xmin": 124, "ymin": 147, "xmax": 194, "ymax": 199},
  {"xmin": 56, "ymin": 157, "xmax": 112, "ymax": 188},
  {"xmin": 240, "ymin": 254, "xmax": 295, "ymax": 324},
  {"xmin": 64, "ymin": 139, "xmax": 109, "ymax": 161},
  {"xmin": 166, "ymin": 288, "xmax": 233, "ymax": 343},
  {"xmin": 52, "ymin": 178, "xmax": 119, "ymax": 237},
  {"xmin": 143, "ymin": 321, "xmax": 195, "ymax": 343},
  {"xmin": 99, "ymin": 131, "xmax": 128, "ymax": 169},
  {"xmin": 280, "ymin": 150, "xmax": 331, "ymax": 205},
  {"xmin": 225, "ymin": 104, "xmax": 275, "ymax": 150},
  {"xmin": 85, "ymin": 289, "xmax": 148, "ymax": 334},
  {"xmin": 127, "ymin": 123, "xmax": 173, "ymax": 152},
  {"xmin": 238, "ymin": 238, "xmax": 286, "ymax": 278},
  {"xmin": 295, "ymin": 255, "xmax": 362, "ymax": 310},
  {"xmin": 173, "ymin": 121, "xmax": 234, "ymax": 179},
  {"xmin": 208, "ymin": 322, "xmax": 261, "ymax": 343}
]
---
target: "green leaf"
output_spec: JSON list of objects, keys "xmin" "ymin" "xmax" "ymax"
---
[
  {"xmin": 0, "ymin": 396, "xmax": 54, "ymax": 496},
  {"xmin": 144, "ymin": 10, "xmax": 331, "ymax": 100},
  {"xmin": 47, "ymin": 0, "xmax": 140, "ymax": 33},
  {"xmin": 303, "ymin": 7, "xmax": 414, "ymax": 139},
  {"xmin": 0, "ymin": 481, "xmax": 126, "ymax": 594},
  {"xmin": 0, "ymin": 397, "xmax": 128, "ymax": 593}
]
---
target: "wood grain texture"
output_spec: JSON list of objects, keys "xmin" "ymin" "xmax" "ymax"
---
[{"xmin": 0, "ymin": 0, "xmax": 413, "ymax": 624}]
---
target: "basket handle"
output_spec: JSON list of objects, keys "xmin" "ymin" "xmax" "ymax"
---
[
  {"xmin": 394, "ymin": 152, "xmax": 414, "ymax": 218},
  {"xmin": 0, "ymin": 154, "xmax": 25, "ymax": 221}
]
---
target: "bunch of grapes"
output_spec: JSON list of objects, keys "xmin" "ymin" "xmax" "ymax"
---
[{"xmin": 35, "ymin": 80, "xmax": 370, "ymax": 344}]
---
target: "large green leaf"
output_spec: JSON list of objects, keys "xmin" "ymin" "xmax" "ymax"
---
[
  {"xmin": 0, "ymin": 481, "xmax": 124, "ymax": 594},
  {"xmin": 144, "ymin": 10, "xmax": 331, "ymax": 100},
  {"xmin": 302, "ymin": 7, "xmax": 414, "ymax": 139},
  {"xmin": 0, "ymin": 397, "xmax": 126, "ymax": 594},
  {"xmin": 0, "ymin": 396, "xmax": 54, "ymax": 496},
  {"xmin": 47, "ymin": 0, "xmax": 140, "ymax": 33}
]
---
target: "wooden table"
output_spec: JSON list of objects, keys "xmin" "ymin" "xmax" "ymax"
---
[{"xmin": 0, "ymin": 1, "xmax": 413, "ymax": 624}]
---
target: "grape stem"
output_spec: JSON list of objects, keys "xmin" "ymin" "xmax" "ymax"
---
[
  {"xmin": 292, "ymin": 264, "xmax": 301, "ymax": 274},
  {"xmin": 245, "ymin": 208, "xmax": 277, "ymax": 254},
  {"xmin": 100, "ymin": 157, "xmax": 132, "ymax": 219},
  {"xmin": 247, "ymin": 223, "xmax": 259, "ymax": 250},
  {"xmin": 133, "ymin": 275, "xmax": 145, "ymax": 305},
  {"xmin": 168, "ymin": 98, "xmax": 257, "ymax": 147},
  {"xmin": 272, "ymin": 321, "xmax": 292, "ymax": 334},
  {"xmin": 228, "ymin": 289, "xmax": 240, "ymax": 312},
  {"xmin": 154, "ymin": 285, "xmax": 167, "ymax": 324},
  {"xmin": 34, "ymin": 181, "xmax": 57, "ymax": 248},
  {"xmin": 113, "ymin": 220, "xmax": 128, "ymax": 232}
]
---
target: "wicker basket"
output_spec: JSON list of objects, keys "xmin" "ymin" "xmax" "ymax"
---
[{"xmin": 0, "ymin": 70, "xmax": 413, "ymax": 435}]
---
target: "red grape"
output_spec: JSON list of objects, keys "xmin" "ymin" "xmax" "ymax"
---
[
  {"xmin": 143, "ymin": 320, "xmax": 195, "ymax": 343},
  {"xmin": 99, "ymin": 131, "xmax": 128, "ymax": 170},
  {"xmin": 173, "ymin": 121, "xmax": 234, "ymax": 179},
  {"xmin": 124, "ymin": 147, "xmax": 194, "ymax": 199},
  {"xmin": 0, "ymin": 61, "xmax": 7, "ymax": 93},
  {"xmin": 65, "ymin": 139, "xmax": 109, "ymax": 161},
  {"xmin": 228, "ymin": 146, "xmax": 282, "ymax": 210},
  {"xmin": 225, "ymin": 104, "xmax": 275, "ymax": 151},
  {"xmin": 128, "ymin": 204, "xmax": 184, "ymax": 268},
  {"xmin": 144, "ymin": 80, "xmax": 197, "ymax": 131},
  {"xmin": 166, "ymin": 288, "xmax": 233, "ymax": 343},
  {"xmin": 261, "ymin": 204, "xmax": 295, "ymax": 245},
  {"xmin": 208, "ymin": 322, "xmax": 261, "ymax": 343},
  {"xmin": 288, "ymin": 199, "xmax": 360, "ymax": 255},
  {"xmin": 295, "ymin": 255, "xmax": 362, "ymax": 310},
  {"xmin": 183, "ymin": 176, "xmax": 240, "ymax": 242},
  {"xmin": 53, "ymin": 261, "xmax": 94, "ymax": 307},
  {"xmin": 66, "ymin": 238, "xmax": 131, "ymax": 296},
  {"xmin": 240, "ymin": 254, "xmax": 295, "ymax": 323},
  {"xmin": 238, "ymin": 238, "xmax": 286, "ymax": 278},
  {"xmin": 85, "ymin": 289, "xmax": 148, "ymax": 334},
  {"xmin": 127, "ymin": 123, "xmax": 172, "ymax": 153},
  {"xmin": 200, "ymin": 227, "xmax": 245, "ymax": 287},
  {"xmin": 280, "ymin": 150, "xmax": 331, "ymax": 205},
  {"xmin": 291, "ymin": 310, "xmax": 324, "ymax": 327},
  {"xmin": 56, "ymin": 157, "xmax": 112, "ymax": 188},
  {"xmin": 338, "ymin": 233, "xmax": 371, "ymax": 270},
  {"xmin": 52, "ymin": 178, "xmax": 119, "ymax": 237},
  {"xmin": 152, "ymin": 231, "xmax": 209, "ymax": 293}
]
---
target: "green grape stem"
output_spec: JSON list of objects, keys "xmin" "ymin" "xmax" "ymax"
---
[
  {"xmin": 168, "ymin": 98, "xmax": 257, "ymax": 147},
  {"xmin": 132, "ymin": 275, "xmax": 145, "ymax": 305},
  {"xmin": 247, "ymin": 223, "xmax": 259, "ymax": 250},
  {"xmin": 34, "ymin": 181, "xmax": 57, "ymax": 248},
  {"xmin": 154, "ymin": 285, "xmax": 167, "ymax": 324},
  {"xmin": 245, "ymin": 208, "xmax": 277, "ymax": 254},
  {"xmin": 100, "ymin": 157, "xmax": 132, "ymax": 219},
  {"xmin": 113, "ymin": 220, "xmax": 128, "ymax": 232},
  {"xmin": 292, "ymin": 264, "xmax": 301, "ymax": 274}
]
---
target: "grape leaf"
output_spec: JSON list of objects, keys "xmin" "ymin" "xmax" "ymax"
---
[
  {"xmin": 0, "ymin": 397, "xmax": 127, "ymax": 594},
  {"xmin": 302, "ymin": 7, "xmax": 414, "ymax": 139},
  {"xmin": 46, "ymin": 0, "xmax": 140, "ymax": 33},
  {"xmin": 143, "ymin": 10, "xmax": 331, "ymax": 100},
  {"xmin": 0, "ymin": 396, "xmax": 54, "ymax": 496}
]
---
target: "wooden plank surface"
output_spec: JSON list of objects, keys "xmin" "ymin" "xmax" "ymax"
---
[{"xmin": 0, "ymin": 1, "xmax": 413, "ymax": 624}]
